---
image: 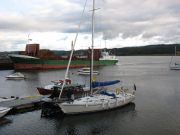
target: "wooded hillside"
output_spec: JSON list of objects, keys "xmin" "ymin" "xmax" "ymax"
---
[{"xmin": 1, "ymin": 44, "xmax": 180, "ymax": 56}]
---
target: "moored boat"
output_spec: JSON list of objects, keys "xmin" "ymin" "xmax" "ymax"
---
[
  {"xmin": 169, "ymin": 63, "xmax": 180, "ymax": 70},
  {"xmin": 78, "ymin": 67, "xmax": 99, "ymax": 75},
  {"xmin": 169, "ymin": 46, "xmax": 180, "ymax": 70},
  {"xmin": 37, "ymin": 79, "xmax": 72, "ymax": 95},
  {"xmin": 5, "ymin": 72, "xmax": 25, "ymax": 79},
  {"xmin": 99, "ymin": 51, "xmax": 119, "ymax": 61},
  {"xmin": 57, "ymin": 80, "xmax": 136, "ymax": 114},
  {"xmin": 40, "ymin": 83, "xmax": 103, "ymax": 116},
  {"xmin": 56, "ymin": 0, "xmax": 136, "ymax": 115},
  {"xmin": 9, "ymin": 44, "xmax": 118, "ymax": 70},
  {"xmin": 0, "ymin": 107, "xmax": 11, "ymax": 118},
  {"xmin": 38, "ymin": 83, "xmax": 100, "ymax": 96},
  {"xmin": 0, "ymin": 97, "xmax": 16, "ymax": 102}
]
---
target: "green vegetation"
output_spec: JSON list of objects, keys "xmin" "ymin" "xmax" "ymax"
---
[
  {"xmin": 0, "ymin": 51, "xmax": 19, "ymax": 57},
  {"xmin": 1, "ymin": 44, "xmax": 180, "ymax": 57},
  {"xmin": 108, "ymin": 44, "xmax": 180, "ymax": 56}
]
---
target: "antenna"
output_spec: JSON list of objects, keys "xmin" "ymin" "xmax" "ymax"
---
[{"xmin": 28, "ymin": 33, "xmax": 30, "ymax": 54}]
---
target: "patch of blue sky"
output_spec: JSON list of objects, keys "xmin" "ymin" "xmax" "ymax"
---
[
  {"xmin": 0, "ymin": 1, "xmax": 25, "ymax": 12},
  {"xmin": 0, "ymin": 0, "xmax": 46, "ymax": 14},
  {"xmin": 11, "ymin": 43, "xmax": 20, "ymax": 50},
  {"xmin": 13, "ymin": 42, "xmax": 23, "ymax": 45},
  {"xmin": 61, "ymin": 36, "xmax": 68, "ymax": 41},
  {"xmin": 84, "ymin": 36, "xmax": 89, "ymax": 40},
  {"xmin": 63, "ymin": 29, "xmax": 77, "ymax": 33}
]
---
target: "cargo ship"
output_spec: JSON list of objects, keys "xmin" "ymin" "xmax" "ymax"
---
[{"xmin": 9, "ymin": 44, "xmax": 118, "ymax": 69}]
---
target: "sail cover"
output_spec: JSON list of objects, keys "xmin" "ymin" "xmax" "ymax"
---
[
  {"xmin": 175, "ymin": 63, "xmax": 180, "ymax": 66},
  {"xmin": 100, "ymin": 91, "xmax": 116, "ymax": 98},
  {"xmin": 92, "ymin": 80, "xmax": 120, "ymax": 88}
]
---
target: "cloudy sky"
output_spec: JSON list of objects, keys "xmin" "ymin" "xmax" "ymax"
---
[{"xmin": 0, "ymin": 0, "xmax": 180, "ymax": 52}]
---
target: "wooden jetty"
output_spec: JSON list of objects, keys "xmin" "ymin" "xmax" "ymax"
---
[{"xmin": 0, "ymin": 95, "xmax": 49, "ymax": 112}]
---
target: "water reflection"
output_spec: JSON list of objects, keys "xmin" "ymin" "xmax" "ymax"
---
[
  {"xmin": 42, "ymin": 103, "xmax": 136, "ymax": 135},
  {"xmin": 0, "ymin": 117, "xmax": 13, "ymax": 127}
]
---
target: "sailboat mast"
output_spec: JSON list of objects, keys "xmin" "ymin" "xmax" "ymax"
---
[{"xmin": 90, "ymin": 0, "xmax": 95, "ymax": 96}]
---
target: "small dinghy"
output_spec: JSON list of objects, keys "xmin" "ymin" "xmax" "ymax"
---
[
  {"xmin": 5, "ymin": 72, "xmax": 25, "ymax": 79},
  {"xmin": 0, "ymin": 97, "xmax": 16, "ymax": 103},
  {"xmin": 0, "ymin": 107, "xmax": 11, "ymax": 118}
]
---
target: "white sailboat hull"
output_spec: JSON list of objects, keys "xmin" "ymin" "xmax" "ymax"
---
[
  {"xmin": 169, "ymin": 46, "xmax": 180, "ymax": 70},
  {"xmin": 58, "ymin": 94, "xmax": 135, "ymax": 114},
  {"xmin": 170, "ymin": 66, "xmax": 180, "ymax": 70}
]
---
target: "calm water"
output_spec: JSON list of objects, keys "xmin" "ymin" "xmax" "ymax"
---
[{"xmin": 1, "ymin": 56, "xmax": 180, "ymax": 135}]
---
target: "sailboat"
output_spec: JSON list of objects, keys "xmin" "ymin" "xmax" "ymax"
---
[
  {"xmin": 56, "ymin": 0, "xmax": 136, "ymax": 114},
  {"xmin": 77, "ymin": 67, "xmax": 99, "ymax": 75},
  {"xmin": 169, "ymin": 46, "xmax": 180, "ymax": 70}
]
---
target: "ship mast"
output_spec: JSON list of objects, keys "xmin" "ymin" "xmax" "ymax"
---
[
  {"xmin": 90, "ymin": 0, "xmax": 95, "ymax": 96},
  {"xmin": 28, "ymin": 33, "xmax": 30, "ymax": 54}
]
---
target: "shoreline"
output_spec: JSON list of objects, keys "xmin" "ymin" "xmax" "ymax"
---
[{"xmin": 0, "ymin": 55, "xmax": 177, "ymax": 70}]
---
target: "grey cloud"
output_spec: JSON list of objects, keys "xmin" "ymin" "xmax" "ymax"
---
[{"xmin": 1, "ymin": 0, "xmax": 180, "ymax": 51}]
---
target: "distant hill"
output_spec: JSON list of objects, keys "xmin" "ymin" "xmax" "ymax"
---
[
  {"xmin": 106, "ymin": 44, "xmax": 180, "ymax": 56},
  {"xmin": 0, "ymin": 44, "xmax": 180, "ymax": 56}
]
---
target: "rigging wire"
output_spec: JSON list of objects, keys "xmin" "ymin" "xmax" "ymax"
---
[
  {"xmin": 169, "ymin": 47, "xmax": 175, "ymax": 68},
  {"xmin": 95, "ymin": 0, "xmax": 102, "ymax": 82},
  {"xmin": 169, "ymin": 55, "xmax": 173, "ymax": 68},
  {"xmin": 101, "ymin": 0, "xmax": 114, "ymax": 41},
  {"xmin": 59, "ymin": 0, "xmax": 88, "ymax": 99},
  {"xmin": 101, "ymin": 0, "xmax": 130, "ymax": 90}
]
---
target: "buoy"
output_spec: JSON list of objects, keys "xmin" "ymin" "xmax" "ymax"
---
[
  {"xmin": 4, "ymin": 76, "xmax": 6, "ymax": 78},
  {"xmin": 72, "ymin": 72, "xmax": 74, "ymax": 74}
]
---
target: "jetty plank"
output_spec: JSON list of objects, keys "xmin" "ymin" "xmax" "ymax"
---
[{"xmin": 0, "ymin": 95, "xmax": 49, "ymax": 109}]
